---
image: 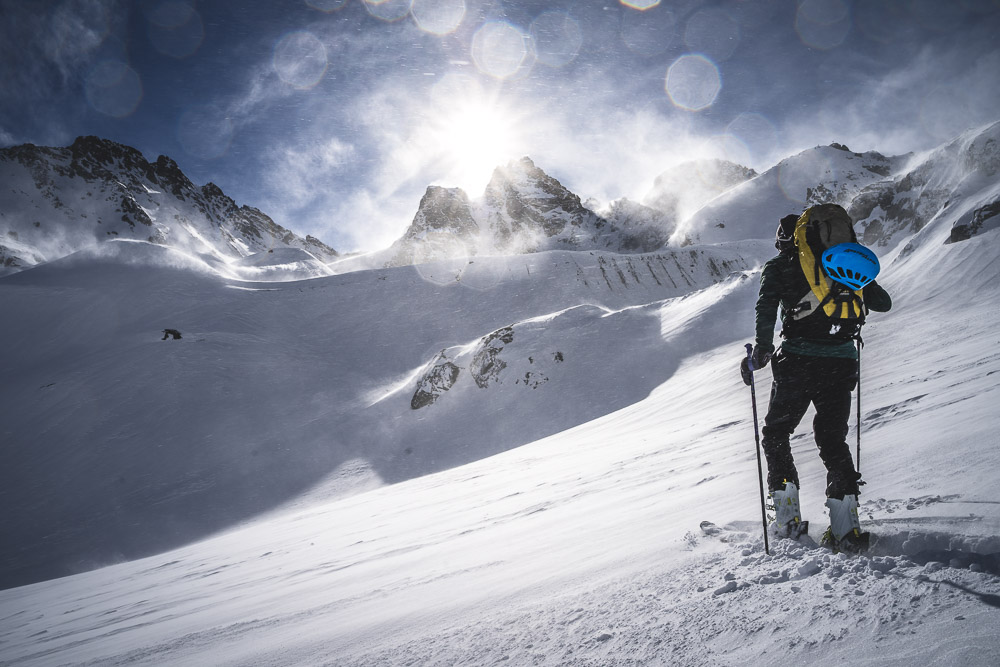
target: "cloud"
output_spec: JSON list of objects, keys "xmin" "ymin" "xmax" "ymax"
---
[
  {"xmin": 264, "ymin": 136, "xmax": 357, "ymax": 208},
  {"xmin": 0, "ymin": 0, "xmax": 116, "ymax": 86},
  {"xmin": 0, "ymin": 0, "xmax": 126, "ymax": 143},
  {"xmin": 0, "ymin": 126, "xmax": 17, "ymax": 147},
  {"xmin": 777, "ymin": 38, "xmax": 1000, "ymax": 161}
]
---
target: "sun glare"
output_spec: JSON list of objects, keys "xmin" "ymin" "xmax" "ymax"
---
[{"xmin": 433, "ymin": 97, "xmax": 521, "ymax": 195}]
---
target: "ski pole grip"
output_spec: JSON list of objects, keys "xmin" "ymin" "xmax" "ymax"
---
[{"xmin": 745, "ymin": 343, "xmax": 754, "ymax": 371}]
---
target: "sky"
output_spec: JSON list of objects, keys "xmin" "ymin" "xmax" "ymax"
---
[{"xmin": 2, "ymin": 0, "xmax": 1000, "ymax": 253}]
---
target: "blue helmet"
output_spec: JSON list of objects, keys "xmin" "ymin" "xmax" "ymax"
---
[{"xmin": 821, "ymin": 242, "xmax": 880, "ymax": 290}]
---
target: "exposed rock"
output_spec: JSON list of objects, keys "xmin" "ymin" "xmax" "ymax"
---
[
  {"xmin": 387, "ymin": 186, "xmax": 479, "ymax": 267},
  {"xmin": 471, "ymin": 327, "xmax": 514, "ymax": 389},
  {"xmin": 948, "ymin": 199, "xmax": 1000, "ymax": 244},
  {"xmin": 411, "ymin": 353, "xmax": 462, "ymax": 410},
  {"xmin": 481, "ymin": 157, "xmax": 602, "ymax": 252}
]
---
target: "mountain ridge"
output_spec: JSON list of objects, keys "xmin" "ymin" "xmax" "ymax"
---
[
  {"xmin": 5, "ymin": 122, "xmax": 999, "ymax": 281},
  {"xmin": 0, "ymin": 136, "xmax": 339, "ymax": 277}
]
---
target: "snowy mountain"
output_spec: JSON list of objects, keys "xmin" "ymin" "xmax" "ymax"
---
[
  {"xmin": 670, "ymin": 144, "xmax": 907, "ymax": 246},
  {"xmin": 593, "ymin": 196, "xmax": 675, "ymax": 251},
  {"xmin": 384, "ymin": 158, "xmax": 669, "ymax": 268},
  {"xmin": 643, "ymin": 158, "xmax": 757, "ymax": 225},
  {"xmin": 0, "ymin": 136, "xmax": 339, "ymax": 278},
  {"xmin": 384, "ymin": 185, "xmax": 481, "ymax": 267},
  {"xmin": 850, "ymin": 120, "xmax": 1000, "ymax": 250},
  {"xmin": 477, "ymin": 157, "xmax": 649, "ymax": 254},
  {"xmin": 1, "ymin": 123, "xmax": 999, "ymax": 665}
]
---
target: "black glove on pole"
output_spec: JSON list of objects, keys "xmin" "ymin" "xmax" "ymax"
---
[{"xmin": 744, "ymin": 343, "xmax": 770, "ymax": 555}]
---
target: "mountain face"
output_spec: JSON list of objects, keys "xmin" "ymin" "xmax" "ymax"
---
[
  {"xmin": 668, "ymin": 144, "xmax": 909, "ymax": 246},
  {"xmin": 386, "ymin": 186, "xmax": 480, "ymax": 267},
  {"xmin": 643, "ymin": 158, "xmax": 757, "ymax": 224},
  {"xmin": 478, "ymin": 157, "xmax": 615, "ymax": 253},
  {"xmin": 593, "ymin": 197, "xmax": 675, "ymax": 251},
  {"xmin": 385, "ymin": 158, "xmax": 672, "ymax": 267},
  {"xmin": 850, "ymin": 120, "xmax": 1000, "ymax": 249},
  {"xmin": 0, "ymin": 136, "xmax": 338, "ymax": 275}
]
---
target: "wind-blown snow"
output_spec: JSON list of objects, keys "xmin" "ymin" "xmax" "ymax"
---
[{"xmin": 1, "ymin": 127, "xmax": 999, "ymax": 665}]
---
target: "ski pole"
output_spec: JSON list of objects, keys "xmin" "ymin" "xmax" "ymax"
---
[
  {"xmin": 856, "ymin": 337, "xmax": 863, "ymax": 473},
  {"xmin": 744, "ymin": 343, "xmax": 770, "ymax": 555}
]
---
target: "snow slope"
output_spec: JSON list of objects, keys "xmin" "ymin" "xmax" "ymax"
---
[
  {"xmin": 0, "ymin": 238, "xmax": 762, "ymax": 591},
  {"xmin": 671, "ymin": 144, "xmax": 905, "ymax": 246},
  {"xmin": 1, "ymin": 204, "xmax": 998, "ymax": 664},
  {"xmin": 2, "ymin": 124, "xmax": 1000, "ymax": 664}
]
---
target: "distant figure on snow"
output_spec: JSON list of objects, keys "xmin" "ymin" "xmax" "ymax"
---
[
  {"xmin": 161, "ymin": 329, "xmax": 182, "ymax": 340},
  {"xmin": 746, "ymin": 205, "xmax": 891, "ymax": 552}
]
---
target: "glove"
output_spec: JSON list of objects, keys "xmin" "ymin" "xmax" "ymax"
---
[
  {"xmin": 751, "ymin": 344, "xmax": 773, "ymax": 370},
  {"xmin": 741, "ymin": 345, "xmax": 773, "ymax": 385},
  {"xmin": 740, "ymin": 357, "xmax": 752, "ymax": 386}
]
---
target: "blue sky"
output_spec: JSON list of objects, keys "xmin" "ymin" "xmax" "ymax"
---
[{"xmin": 2, "ymin": 0, "xmax": 999, "ymax": 252}]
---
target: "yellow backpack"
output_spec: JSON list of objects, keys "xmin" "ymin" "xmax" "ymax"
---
[{"xmin": 788, "ymin": 204, "xmax": 866, "ymax": 331}]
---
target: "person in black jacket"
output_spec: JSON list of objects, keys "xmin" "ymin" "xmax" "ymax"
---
[{"xmin": 750, "ymin": 212, "xmax": 891, "ymax": 549}]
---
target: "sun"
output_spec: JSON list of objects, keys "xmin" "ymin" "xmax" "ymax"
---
[{"xmin": 429, "ymin": 94, "xmax": 523, "ymax": 194}]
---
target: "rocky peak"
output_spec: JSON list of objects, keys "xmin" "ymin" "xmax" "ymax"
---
[
  {"xmin": 385, "ymin": 185, "xmax": 479, "ymax": 266},
  {"xmin": 408, "ymin": 186, "xmax": 478, "ymax": 237},
  {"xmin": 962, "ymin": 119, "xmax": 1000, "ymax": 176},
  {"xmin": 68, "ymin": 135, "xmax": 149, "ymax": 184},
  {"xmin": 201, "ymin": 182, "xmax": 227, "ymax": 200},
  {"xmin": 0, "ymin": 136, "xmax": 340, "ymax": 273},
  {"xmin": 153, "ymin": 154, "xmax": 194, "ymax": 197},
  {"xmin": 482, "ymin": 157, "xmax": 598, "ymax": 251},
  {"xmin": 485, "ymin": 157, "xmax": 584, "ymax": 210},
  {"xmin": 70, "ymin": 135, "xmax": 146, "ymax": 167}
]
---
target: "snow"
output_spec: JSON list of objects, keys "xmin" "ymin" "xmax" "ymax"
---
[{"xmin": 2, "ymin": 139, "xmax": 1000, "ymax": 664}]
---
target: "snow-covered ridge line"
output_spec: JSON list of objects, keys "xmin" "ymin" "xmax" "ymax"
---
[{"xmin": 0, "ymin": 136, "xmax": 338, "ymax": 277}]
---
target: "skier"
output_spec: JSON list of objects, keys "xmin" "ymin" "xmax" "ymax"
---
[{"xmin": 747, "ymin": 208, "xmax": 892, "ymax": 551}]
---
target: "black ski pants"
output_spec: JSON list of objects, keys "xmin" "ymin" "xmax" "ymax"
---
[{"xmin": 761, "ymin": 350, "xmax": 862, "ymax": 499}]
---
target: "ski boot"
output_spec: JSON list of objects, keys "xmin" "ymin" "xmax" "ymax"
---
[
  {"xmin": 821, "ymin": 494, "xmax": 870, "ymax": 553},
  {"xmin": 770, "ymin": 481, "xmax": 808, "ymax": 539}
]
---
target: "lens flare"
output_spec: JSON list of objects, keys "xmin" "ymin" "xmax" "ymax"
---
[
  {"xmin": 794, "ymin": 0, "xmax": 851, "ymax": 50},
  {"xmin": 683, "ymin": 8, "xmax": 740, "ymax": 62},
  {"xmin": 147, "ymin": 2, "xmax": 204, "ymax": 59},
  {"xmin": 411, "ymin": 0, "xmax": 466, "ymax": 35},
  {"xmin": 726, "ymin": 112, "xmax": 778, "ymax": 164},
  {"xmin": 306, "ymin": 0, "xmax": 349, "ymax": 11},
  {"xmin": 364, "ymin": 0, "xmax": 413, "ymax": 22},
  {"xmin": 85, "ymin": 60, "xmax": 143, "ymax": 118},
  {"xmin": 665, "ymin": 54, "xmax": 721, "ymax": 111},
  {"xmin": 471, "ymin": 22, "xmax": 529, "ymax": 80},
  {"xmin": 621, "ymin": 5, "xmax": 673, "ymax": 57},
  {"xmin": 530, "ymin": 11, "xmax": 583, "ymax": 68},
  {"xmin": 619, "ymin": 0, "xmax": 661, "ymax": 10},
  {"xmin": 273, "ymin": 31, "xmax": 328, "ymax": 89}
]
